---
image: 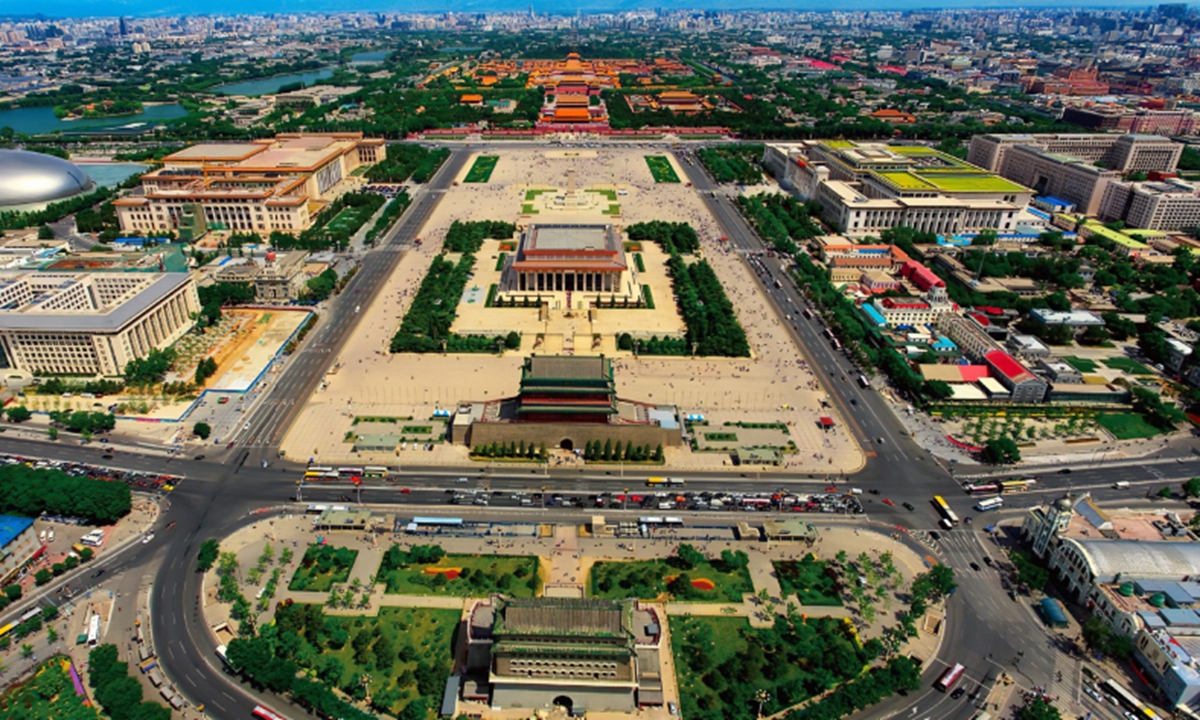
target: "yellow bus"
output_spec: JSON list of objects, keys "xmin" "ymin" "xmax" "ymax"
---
[
  {"xmin": 999, "ymin": 479, "xmax": 1033, "ymax": 493},
  {"xmin": 932, "ymin": 496, "xmax": 959, "ymax": 526},
  {"xmin": 364, "ymin": 466, "xmax": 389, "ymax": 479},
  {"xmin": 646, "ymin": 477, "xmax": 667, "ymax": 486}
]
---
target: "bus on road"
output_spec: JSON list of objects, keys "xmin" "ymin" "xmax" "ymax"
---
[
  {"xmin": 999, "ymin": 479, "xmax": 1034, "ymax": 493},
  {"xmin": 935, "ymin": 663, "xmax": 965, "ymax": 691},
  {"xmin": 303, "ymin": 470, "xmax": 339, "ymax": 481},
  {"xmin": 932, "ymin": 496, "xmax": 960, "ymax": 526},
  {"xmin": 336, "ymin": 467, "xmax": 363, "ymax": 478},
  {"xmin": 802, "ymin": 308, "xmax": 813, "ymax": 320},
  {"xmin": 364, "ymin": 466, "xmax": 389, "ymax": 479},
  {"xmin": 252, "ymin": 706, "xmax": 288, "ymax": 720},
  {"xmin": 646, "ymin": 477, "xmax": 667, "ymax": 486},
  {"xmin": 975, "ymin": 497, "xmax": 1004, "ymax": 513},
  {"xmin": 857, "ymin": 375, "xmax": 870, "ymax": 389},
  {"xmin": 963, "ymin": 483, "xmax": 1001, "ymax": 495}
]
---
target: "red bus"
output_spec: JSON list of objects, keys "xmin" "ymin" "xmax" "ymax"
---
[
  {"xmin": 252, "ymin": 706, "xmax": 287, "ymax": 720},
  {"xmin": 935, "ymin": 663, "xmax": 965, "ymax": 691},
  {"xmin": 962, "ymin": 483, "xmax": 1001, "ymax": 495}
]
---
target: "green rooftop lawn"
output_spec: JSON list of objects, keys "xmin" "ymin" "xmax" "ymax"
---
[
  {"xmin": 1096, "ymin": 412, "xmax": 1162, "ymax": 440},
  {"xmin": 919, "ymin": 172, "xmax": 1028, "ymax": 193},
  {"xmin": 1102, "ymin": 357, "xmax": 1154, "ymax": 375},
  {"xmin": 1062, "ymin": 356, "xmax": 1099, "ymax": 373},
  {"xmin": 876, "ymin": 171, "xmax": 934, "ymax": 190}
]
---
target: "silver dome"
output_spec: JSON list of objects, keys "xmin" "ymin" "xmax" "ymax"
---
[{"xmin": 0, "ymin": 149, "xmax": 95, "ymax": 207}]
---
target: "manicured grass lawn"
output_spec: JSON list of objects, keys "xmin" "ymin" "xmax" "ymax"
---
[
  {"xmin": 645, "ymin": 155, "xmax": 680, "ymax": 183},
  {"xmin": 521, "ymin": 204, "xmax": 538, "ymax": 214},
  {"xmin": 1096, "ymin": 413, "xmax": 1161, "ymax": 440},
  {"xmin": 524, "ymin": 189, "xmax": 550, "ymax": 201},
  {"xmin": 774, "ymin": 555, "xmax": 843, "ymax": 606},
  {"xmin": 463, "ymin": 155, "xmax": 498, "ymax": 183},
  {"xmin": 288, "ymin": 544, "xmax": 357, "ymax": 592},
  {"xmin": 1062, "ymin": 356, "xmax": 1098, "ymax": 373},
  {"xmin": 279, "ymin": 604, "xmax": 457, "ymax": 718},
  {"xmin": 671, "ymin": 614, "xmax": 869, "ymax": 720},
  {"xmin": 1103, "ymin": 357, "xmax": 1154, "ymax": 375},
  {"xmin": 602, "ymin": 204, "xmax": 620, "ymax": 215},
  {"xmin": 326, "ymin": 205, "xmax": 373, "ymax": 233},
  {"xmin": 589, "ymin": 558, "xmax": 752, "ymax": 603},
  {"xmin": 379, "ymin": 554, "xmax": 541, "ymax": 598}
]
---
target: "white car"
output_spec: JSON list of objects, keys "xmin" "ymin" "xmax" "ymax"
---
[{"xmin": 142, "ymin": 533, "xmax": 155, "ymax": 544}]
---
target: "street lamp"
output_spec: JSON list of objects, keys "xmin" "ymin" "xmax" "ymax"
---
[{"xmin": 755, "ymin": 689, "xmax": 770, "ymax": 719}]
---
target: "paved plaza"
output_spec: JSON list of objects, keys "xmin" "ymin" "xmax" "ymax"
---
[{"xmin": 280, "ymin": 148, "xmax": 863, "ymax": 473}]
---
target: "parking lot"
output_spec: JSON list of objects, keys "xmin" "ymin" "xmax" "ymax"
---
[{"xmin": 0, "ymin": 454, "xmax": 183, "ymax": 494}]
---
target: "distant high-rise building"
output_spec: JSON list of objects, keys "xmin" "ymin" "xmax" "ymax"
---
[
  {"xmin": 118, "ymin": 16, "xmax": 127, "ymax": 36},
  {"xmin": 1159, "ymin": 3, "xmax": 1188, "ymax": 20}
]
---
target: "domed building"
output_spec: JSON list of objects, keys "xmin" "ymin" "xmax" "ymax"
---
[{"xmin": 0, "ymin": 149, "xmax": 95, "ymax": 209}]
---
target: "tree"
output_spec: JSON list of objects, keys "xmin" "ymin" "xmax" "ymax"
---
[
  {"xmin": 673, "ymin": 543, "xmax": 706, "ymax": 570},
  {"xmin": 981, "ymin": 437, "xmax": 1021, "ymax": 465},
  {"xmin": 923, "ymin": 380, "xmax": 954, "ymax": 400},
  {"xmin": 504, "ymin": 331, "xmax": 521, "ymax": 350},
  {"xmin": 1159, "ymin": 486, "xmax": 1174, "ymax": 499},
  {"xmin": 193, "ymin": 422, "xmax": 212, "ymax": 440},
  {"xmin": 4, "ymin": 406, "xmax": 30, "ymax": 423},
  {"xmin": 47, "ymin": 427, "xmax": 57, "ymax": 441},
  {"xmin": 37, "ymin": 225, "xmax": 54, "ymax": 240},
  {"xmin": 197, "ymin": 539, "xmax": 220, "ymax": 572},
  {"xmin": 1185, "ymin": 478, "xmax": 1200, "ymax": 499},
  {"xmin": 34, "ymin": 568, "xmax": 51, "ymax": 585}
]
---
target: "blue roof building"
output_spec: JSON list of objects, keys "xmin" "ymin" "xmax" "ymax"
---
[
  {"xmin": 0, "ymin": 515, "xmax": 33, "ymax": 549},
  {"xmin": 0, "ymin": 514, "xmax": 39, "ymax": 586}
]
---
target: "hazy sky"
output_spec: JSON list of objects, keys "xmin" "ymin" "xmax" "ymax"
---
[{"xmin": 21, "ymin": 0, "xmax": 1167, "ymax": 19}]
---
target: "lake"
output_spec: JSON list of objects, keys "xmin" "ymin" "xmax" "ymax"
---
[
  {"xmin": 0, "ymin": 103, "xmax": 188, "ymax": 135},
  {"xmin": 213, "ymin": 69, "xmax": 335, "ymax": 97},
  {"xmin": 350, "ymin": 50, "xmax": 390, "ymax": 64},
  {"xmin": 81, "ymin": 163, "xmax": 152, "ymax": 188}
]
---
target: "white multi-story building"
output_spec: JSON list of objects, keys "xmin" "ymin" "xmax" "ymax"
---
[
  {"xmin": 115, "ymin": 132, "xmax": 386, "ymax": 236},
  {"xmin": 0, "ymin": 272, "xmax": 200, "ymax": 376},
  {"xmin": 1100, "ymin": 178, "xmax": 1200, "ymax": 231},
  {"xmin": 968, "ymin": 133, "xmax": 1183, "ymax": 174}
]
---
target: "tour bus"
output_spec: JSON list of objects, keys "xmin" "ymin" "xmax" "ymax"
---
[
  {"xmin": 80, "ymin": 529, "xmax": 105, "ymax": 547},
  {"xmin": 667, "ymin": 477, "xmax": 686, "ymax": 487},
  {"xmin": 364, "ymin": 466, "xmax": 389, "ymax": 479},
  {"xmin": 822, "ymin": 328, "xmax": 835, "ymax": 341},
  {"xmin": 646, "ymin": 477, "xmax": 667, "ymax": 486},
  {"xmin": 336, "ymin": 467, "xmax": 364, "ymax": 479},
  {"xmin": 802, "ymin": 308, "xmax": 813, "ymax": 320},
  {"xmin": 857, "ymin": 375, "xmax": 870, "ymax": 389},
  {"xmin": 932, "ymin": 496, "xmax": 960, "ymax": 526},
  {"xmin": 975, "ymin": 497, "xmax": 1004, "ymax": 513},
  {"xmin": 999, "ymin": 479, "xmax": 1033, "ymax": 493},
  {"xmin": 830, "ymin": 337, "xmax": 842, "ymax": 351},
  {"xmin": 962, "ymin": 483, "xmax": 1001, "ymax": 495},
  {"xmin": 87, "ymin": 615, "xmax": 101, "ymax": 648},
  {"xmin": 304, "ymin": 466, "xmax": 336, "ymax": 479},
  {"xmin": 935, "ymin": 663, "xmax": 965, "ymax": 691},
  {"xmin": 252, "ymin": 706, "xmax": 288, "ymax": 720}
]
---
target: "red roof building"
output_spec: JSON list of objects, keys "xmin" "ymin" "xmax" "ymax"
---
[
  {"xmin": 983, "ymin": 350, "xmax": 1048, "ymax": 403},
  {"xmin": 901, "ymin": 261, "xmax": 945, "ymax": 292}
]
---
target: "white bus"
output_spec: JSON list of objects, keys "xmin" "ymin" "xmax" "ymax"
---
[
  {"xmin": 336, "ymin": 467, "xmax": 363, "ymax": 478},
  {"xmin": 975, "ymin": 497, "xmax": 1004, "ymax": 513},
  {"xmin": 80, "ymin": 529, "xmax": 105, "ymax": 547},
  {"xmin": 87, "ymin": 615, "xmax": 101, "ymax": 647},
  {"xmin": 857, "ymin": 375, "xmax": 870, "ymax": 389}
]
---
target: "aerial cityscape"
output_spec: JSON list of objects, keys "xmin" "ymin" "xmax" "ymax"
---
[{"xmin": 9, "ymin": 5, "xmax": 1200, "ymax": 720}]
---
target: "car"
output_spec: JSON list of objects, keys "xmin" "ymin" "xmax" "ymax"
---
[
  {"xmin": 850, "ymin": 398, "xmax": 857, "ymax": 405},
  {"xmin": 400, "ymin": 488, "xmax": 411, "ymax": 494},
  {"xmin": 868, "ymin": 489, "xmax": 880, "ymax": 495},
  {"xmin": 99, "ymin": 438, "xmax": 108, "ymax": 444},
  {"xmin": 668, "ymin": 702, "xmax": 679, "ymax": 716},
  {"xmin": 929, "ymin": 531, "xmax": 941, "ymax": 541},
  {"xmin": 456, "ymin": 477, "xmax": 469, "ymax": 483},
  {"xmin": 825, "ymin": 486, "xmax": 838, "ymax": 493},
  {"xmin": 882, "ymin": 498, "xmax": 895, "ymax": 506},
  {"xmin": 90, "ymin": 569, "xmax": 105, "ymax": 578},
  {"xmin": 969, "ymin": 562, "xmax": 981, "ymax": 571},
  {"xmin": 101, "ymin": 454, "xmax": 113, "ymax": 460},
  {"xmin": 950, "ymin": 687, "xmax": 965, "ymax": 699},
  {"xmin": 983, "ymin": 556, "xmax": 994, "ymax": 567},
  {"xmin": 1085, "ymin": 688, "xmax": 1103, "ymax": 702},
  {"xmin": 876, "ymin": 437, "xmax": 885, "ymax": 444},
  {"xmin": 902, "ymin": 502, "xmax": 915, "ymax": 511},
  {"xmin": 142, "ymin": 533, "xmax": 155, "ymax": 544},
  {"xmin": 194, "ymin": 455, "xmax": 205, "ymax": 461},
  {"xmin": 1058, "ymin": 468, "xmax": 1072, "ymax": 474}
]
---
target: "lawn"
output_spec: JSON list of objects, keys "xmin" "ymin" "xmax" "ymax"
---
[
  {"xmin": 288, "ymin": 544, "xmax": 358, "ymax": 592},
  {"xmin": 1096, "ymin": 413, "xmax": 1162, "ymax": 440},
  {"xmin": 524, "ymin": 189, "xmax": 550, "ymax": 201},
  {"xmin": 589, "ymin": 557, "xmax": 752, "ymax": 603},
  {"xmin": 1062, "ymin": 356, "xmax": 1099, "ymax": 373},
  {"xmin": 602, "ymin": 204, "xmax": 621, "ymax": 215},
  {"xmin": 645, "ymin": 155, "xmax": 681, "ymax": 183},
  {"xmin": 1103, "ymin": 357, "xmax": 1154, "ymax": 375},
  {"xmin": 378, "ymin": 544, "xmax": 541, "ymax": 598},
  {"xmin": 671, "ymin": 614, "xmax": 871, "ymax": 720},
  {"xmin": 463, "ymin": 155, "xmax": 499, "ymax": 183},
  {"xmin": 774, "ymin": 555, "xmax": 843, "ymax": 606},
  {"xmin": 326, "ymin": 205, "xmax": 374, "ymax": 234},
  {"xmin": 521, "ymin": 203, "xmax": 538, "ymax": 214},
  {"xmin": 273, "ymin": 603, "xmax": 457, "ymax": 718},
  {"xmin": 0, "ymin": 656, "xmax": 98, "ymax": 720}
]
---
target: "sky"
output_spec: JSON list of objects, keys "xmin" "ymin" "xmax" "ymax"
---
[{"xmin": 16, "ymin": 0, "xmax": 1169, "ymax": 19}]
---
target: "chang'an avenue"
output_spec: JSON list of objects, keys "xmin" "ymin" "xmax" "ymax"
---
[{"xmin": 10, "ymin": 8, "xmax": 1200, "ymax": 720}]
